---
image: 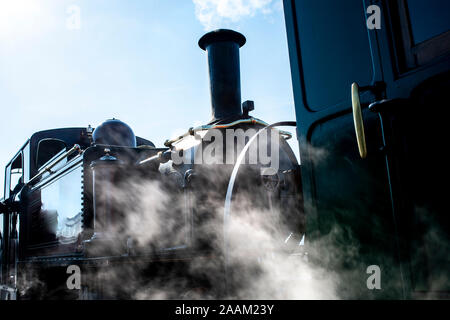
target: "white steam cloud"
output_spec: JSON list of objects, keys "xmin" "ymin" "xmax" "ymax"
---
[
  {"xmin": 192, "ymin": 0, "xmax": 280, "ymax": 30},
  {"xmin": 77, "ymin": 163, "xmax": 342, "ymax": 300}
]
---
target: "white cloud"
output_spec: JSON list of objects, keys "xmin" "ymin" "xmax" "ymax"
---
[{"xmin": 193, "ymin": 0, "xmax": 278, "ymax": 30}]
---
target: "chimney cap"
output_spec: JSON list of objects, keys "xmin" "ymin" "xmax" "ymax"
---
[{"xmin": 198, "ymin": 29, "xmax": 246, "ymax": 50}]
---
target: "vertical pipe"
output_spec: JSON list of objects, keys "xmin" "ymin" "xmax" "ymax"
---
[{"xmin": 199, "ymin": 29, "xmax": 246, "ymax": 122}]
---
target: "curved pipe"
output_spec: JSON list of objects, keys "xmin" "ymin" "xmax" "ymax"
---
[{"xmin": 222, "ymin": 121, "xmax": 297, "ymax": 294}]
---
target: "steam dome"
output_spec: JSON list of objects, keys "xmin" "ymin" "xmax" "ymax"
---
[{"xmin": 92, "ymin": 118, "xmax": 137, "ymax": 147}]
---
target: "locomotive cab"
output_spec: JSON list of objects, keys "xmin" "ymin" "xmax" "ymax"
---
[{"xmin": 0, "ymin": 125, "xmax": 163, "ymax": 297}]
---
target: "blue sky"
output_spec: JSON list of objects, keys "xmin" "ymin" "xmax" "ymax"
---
[{"xmin": 0, "ymin": 0, "xmax": 297, "ymax": 198}]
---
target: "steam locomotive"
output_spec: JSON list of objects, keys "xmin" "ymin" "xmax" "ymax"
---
[
  {"xmin": 6, "ymin": 0, "xmax": 448, "ymax": 300},
  {"xmin": 0, "ymin": 29, "xmax": 303, "ymax": 299}
]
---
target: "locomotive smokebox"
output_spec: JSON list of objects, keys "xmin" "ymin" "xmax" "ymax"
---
[{"xmin": 199, "ymin": 29, "xmax": 246, "ymax": 123}]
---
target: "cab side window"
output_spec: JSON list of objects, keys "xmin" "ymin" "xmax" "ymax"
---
[
  {"xmin": 392, "ymin": 0, "xmax": 450, "ymax": 71},
  {"xmin": 0, "ymin": 215, "xmax": 3, "ymax": 249},
  {"xmin": 406, "ymin": 0, "xmax": 450, "ymax": 45},
  {"xmin": 0, "ymin": 214, "xmax": 3, "ymax": 278},
  {"xmin": 10, "ymin": 153, "xmax": 23, "ymax": 195}
]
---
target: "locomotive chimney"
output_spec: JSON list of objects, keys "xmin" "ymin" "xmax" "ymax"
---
[{"xmin": 199, "ymin": 29, "xmax": 246, "ymax": 123}]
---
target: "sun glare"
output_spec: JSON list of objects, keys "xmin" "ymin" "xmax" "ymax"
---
[{"xmin": 0, "ymin": 0, "xmax": 50, "ymax": 40}]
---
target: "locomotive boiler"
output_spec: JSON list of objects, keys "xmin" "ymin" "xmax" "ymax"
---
[{"xmin": 0, "ymin": 29, "xmax": 303, "ymax": 299}]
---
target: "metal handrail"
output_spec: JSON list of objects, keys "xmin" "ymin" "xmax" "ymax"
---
[{"xmin": 28, "ymin": 144, "xmax": 82, "ymax": 185}]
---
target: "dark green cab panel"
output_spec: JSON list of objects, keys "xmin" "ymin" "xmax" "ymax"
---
[
  {"xmin": 284, "ymin": 0, "xmax": 450, "ymax": 298},
  {"xmin": 290, "ymin": 0, "xmax": 374, "ymax": 111}
]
